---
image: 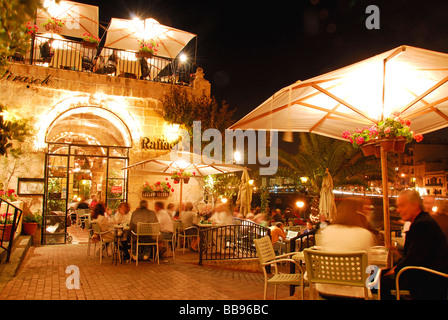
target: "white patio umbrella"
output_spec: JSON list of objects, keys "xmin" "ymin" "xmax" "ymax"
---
[
  {"xmin": 122, "ymin": 151, "xmax": 247, "ymax": 213},
  {"xmin": 104, "ymin": 17, "xmax": 196, "ymax": 60},
  {"xmin": 319, "ymin": 168, "xmax": 336, "ymax": 221},
  {"xmin": 230, "ymin": 45, "xmax": 448, "ymax": 251},
  {"xmin": 34, "ymin": 0, "xmax": 99, "ymax": 39},
  {"xmin": 236, "ymin": 169, "xmax": 253, "ymax": 217}
]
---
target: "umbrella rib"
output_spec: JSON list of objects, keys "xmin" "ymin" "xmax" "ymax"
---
[
  {"xmin": 308, "ymin": 103, "xmax": 343, "ymax": 133},
  {"xmin": 295, "ymin": 101, "xmax": 374, "ymax": 124},
  {"xmin": 399, "ymin": 75, "xmax": 448, "ymax": 114},
  {"xmin": 311, "ymin": 84, "xmax": 376, "ymax": 123}
]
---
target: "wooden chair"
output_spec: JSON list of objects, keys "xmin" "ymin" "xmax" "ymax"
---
[
  {"xmin": 131, "ymin": 222, "xmax": 160, "ymax": 266},
  {"xmin": 303, "ymin": 248, "xmax": 379, "ymax": 300},
  {"xmin": 395, "ymin": 266, "xmax": 448, "ymax": 300},
  {"xmin": 253, "ymin": 236, "xmax": 304, "ymax": 300}
]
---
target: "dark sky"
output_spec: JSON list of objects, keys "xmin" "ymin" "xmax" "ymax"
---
[{"xmin": 77, "ymin": 0, "xmax": 448, "ymax": 123}]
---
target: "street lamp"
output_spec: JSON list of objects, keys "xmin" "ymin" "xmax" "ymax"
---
[{"xmin": 296, "ymin": 200, "xmax": 305, "ymax": 219}]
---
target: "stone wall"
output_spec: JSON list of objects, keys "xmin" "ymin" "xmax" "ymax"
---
[{"xmin": 0, "ymin": 62, "xmax": 210, "ymax": 214}]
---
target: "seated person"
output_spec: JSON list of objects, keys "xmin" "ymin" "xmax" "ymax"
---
[
  {"xmin": 270, "ymin": 222, "xmax": 287, "ymax": 254},
  {"xmin": 40, "ymin": 39, "xmax": 54, "ymax": 62},
  {"xmin": 139, "ymin": 57, "xmax": 150, "ymax": 80}
]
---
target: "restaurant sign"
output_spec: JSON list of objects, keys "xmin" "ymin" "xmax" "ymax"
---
[
  {"xmin": 0, "ymin": 69, "xmax": 52, "ymax": 87},
  {"xmin": 141, "ymin": 136, "xmax": 176, "ymax": 151}
]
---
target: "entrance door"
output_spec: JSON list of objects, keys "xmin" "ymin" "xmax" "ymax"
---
[{"xmin": 43, "ymin": 143, "xmax": 129, "ymax": 244}]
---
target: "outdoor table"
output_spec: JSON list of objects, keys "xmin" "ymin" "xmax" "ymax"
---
[{"xmin": 112, "ymin": 224, "xmax": 130, "ymax": 265}]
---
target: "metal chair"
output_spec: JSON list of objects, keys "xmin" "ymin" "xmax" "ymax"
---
[
  {"xmin": 90, "ymin": 221, "xmax": 115, "ymax": 264},
  {"xmin": 395, "ymin": 266, "xmax": 448, "ymax": 300},
  {"xmin": 303, "ymin": 248, "xmax": 379, "ymax": 300},
  {"xmin": 177, "ymin": 220, "xmax": 199, "ymax": 253},
  {"xmin": 253, "ymin": 236, "xmax": 304, "ymax": 300},
  {"xmin": 76, "ymin": 209, "xmax": 91, "ymax": 229},
  {"xmin": 162, "ymin": 221, "xmax": 178, "ymax": 259},
  {"xmin": 131, "ymin": 222, "xmax": 160, "ymax": 266}
]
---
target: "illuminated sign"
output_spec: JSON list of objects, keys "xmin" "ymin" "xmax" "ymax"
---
[
  {"xmin": 141, "ymin": 137, "xmax": 176, "ymax": 150},
  {"xmin": 0, "ymin": 69, "xmax": 52, "ymax": 87}
]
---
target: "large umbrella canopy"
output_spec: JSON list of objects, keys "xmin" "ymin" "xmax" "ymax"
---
[
  {"xmin": 104, "ymin": 18, "xmax": 196, "ymax": 59},
  {"xmin": 230, "ymin": 45, "xmax": 448, "ymax": 253},
  {"xmin": 35, "ymin": 0, "xmax": 99, "ymax": 39},
  {"xmin": 236, "ymin": 169, "xmax": 253, "ymax": 217},
  {"xmin": 230, "ymin": 45, "xmax": 448, "ymax": 137},
  {"xmin": 122, "ymin": 151, "xmax": 247, "ymax": 211},
  {"xmin": 319, "ymin": 169, "xmax": 336, "ymax": 221}
]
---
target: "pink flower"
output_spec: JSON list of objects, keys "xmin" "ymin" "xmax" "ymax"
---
[
  {"xmin": 355, "ymin": 128, "xmax": 363, "ymax": 134},
  {"xmin": 384, "ymin": 127, "xmax": 391, "ymax": 134},
  {"xmin": 405, "ymin": 119, "xmax": 411, "ymax": 126},
  {"xmin": 355, "ymin": 137, "xmax": 365, "ymax": 145},
  {"xmin": 414, "ymin": 133, "xmax": 423, "ymax": 142},
  {"xmin": 342, "ymin": 131, "xmax": 351, "ymax": 139},
  {"xmin": 171, "ymin": 189, "xmax": 174, "ymax": 192}
]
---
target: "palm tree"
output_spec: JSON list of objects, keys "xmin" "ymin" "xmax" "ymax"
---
[{"xmin": 277, "ymin": 133, "xmax": 388, "ymax": 196}]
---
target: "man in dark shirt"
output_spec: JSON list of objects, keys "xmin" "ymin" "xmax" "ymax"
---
[
  {"xmin": 129, "ymin": 200, "xmax": 159, "ymax": 260},
  {"xmin": 381, "ymin": 190, "xmax": 448, "ymax": 300}
]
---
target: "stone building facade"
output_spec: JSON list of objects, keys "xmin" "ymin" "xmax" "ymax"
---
[{"xmin": 0, "ymin": 61, "xmax": 210, "ymax": 243}]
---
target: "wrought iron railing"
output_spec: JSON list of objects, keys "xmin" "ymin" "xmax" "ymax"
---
[
  {"xmin": 13, "ymin": 35, "xmax": 195, "ymax": 86},
  {"xmin": 0, "ymin": 199, "xmax": 23, "ymax": 263},
  {"xmin": 198, "ymin": 218, "xmax": 271, "ymax": 265}
]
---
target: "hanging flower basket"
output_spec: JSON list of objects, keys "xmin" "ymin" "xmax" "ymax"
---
[
  {"xmin": 183, "ymin": 177, "xmax": 190, "ymax": 184},
  {"xmin": 138, "ymin": 50, "xmax": 153, "ymax": 58},
  {"xmin": 360, "ymin": 141, "xmax": 377, "ymax": 157},
  {"xmin": 82, "ymin": 40, "xmax": 98, "ymax": 49},
  {"xmin": 393, "ymin": 137, "xmax": 407, "ymax": 153},
  {"xmin": 42, "ymin": 18, "xmax": 65, "ymax": 34},
  {"xmin": 380, "ymin": 138, "xmax": 395, "ymax": 152}
]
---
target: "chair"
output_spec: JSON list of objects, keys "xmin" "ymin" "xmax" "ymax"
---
[
  {"xmin": 90, "ymin": 222, "xmax": 115, "ymax": 264},
  {"xmin": 395, "ymin": 266, "xmax": 448, "ymax": 300},
  {"xmin": 177, "ymin": 220, "xmax": 199, "ymax": 253},
  {"xmin": 253, "ymin": 236, "xmax": 304, "ymax": 300},
  {"xmin": 303, "ymin": 248, "xmax": 379, "ymax": 300},
  {"xmin": 163, "ymin": 221, "xmax": 178, "ymax": 259},
  {"xmin": 131, "ymin": 222, "xmax": 160, "ymax": 266},
  {"xmin": 76, "ymin": 209, "xmax": 90, "ymax": 229}
]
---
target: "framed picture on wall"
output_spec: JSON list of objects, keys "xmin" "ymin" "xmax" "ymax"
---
[{"xmin": 17, "ymin": 178, "xmax": 45, "ymax": 196}]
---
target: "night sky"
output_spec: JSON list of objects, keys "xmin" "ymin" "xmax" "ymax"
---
[{"xmin": 76, "ymin": 0, "xmax": 448, "ymax": 125}]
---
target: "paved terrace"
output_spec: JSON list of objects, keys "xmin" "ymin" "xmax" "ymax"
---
[{"xmin": 0, "ymin": 225, "xmax": 306, "ymax": 301}]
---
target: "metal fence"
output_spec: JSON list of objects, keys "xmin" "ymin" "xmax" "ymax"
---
[
  {"xmin": 198, "ymin": 218, "xmax": 271, "ymax": 265},
  {"xmin": 13, "ymin": 35, "xmax": 195, "ymax": 86},
  {"xmin": 0, "ymin": 199, "xmax": 23, "ymax": 263}
]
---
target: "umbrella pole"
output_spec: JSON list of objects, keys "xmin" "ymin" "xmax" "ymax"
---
[
  {"xmin": 381, "ymin": 146, "xmax": 391, "ymax": 266},
  {"xmin": 179, "ymin": 177, "xmax": 183, "ymax": 215}
]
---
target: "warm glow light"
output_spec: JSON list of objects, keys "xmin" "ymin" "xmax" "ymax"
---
[
  {"xmin": 248, "ymin": 179, "xmax": 254, "ymax": 186},
  {"xmin": 234, "ymin": 151, "xmax": 241, "ymax": 162},
  {"xmin": 432, "ymin": 206, "xmax": 438, "ymax": 213},
  {"xmin": 180, "ymin": 54, "xmax": 187, "ymax": 62},
  {"xmin": 300, "ymin": 177, "xmax": 308, "ymax": 183},
  {"xmin": 296, "ymin": 201, "xmax": 305, "ymax": 208},
  {"xmin": 221, "ymin": 197, "xmax": 228, "ymax": 204}
]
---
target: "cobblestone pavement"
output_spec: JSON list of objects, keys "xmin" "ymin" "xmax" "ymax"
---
[{"xmin": 0, "ymin": 243, "xmax": 304, "ymax": 301}]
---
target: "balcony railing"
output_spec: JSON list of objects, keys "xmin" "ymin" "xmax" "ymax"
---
[
  {"xmin": 0, "ymin": 199, "xmax": 23, "ymax": 263},
  {"xmin": 12, "ymin": 35, "xmax": 195, "ymax": 86}
]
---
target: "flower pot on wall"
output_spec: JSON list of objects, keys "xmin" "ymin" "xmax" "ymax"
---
[
  {"xmin": 0, "ymin": 224, "xmax": 12, "ymax": 244},
  {"xmin": 138, "ymin": 51, "xmax": 153, "ymax": 59},
  {"xmin": 22, "ymin": 222, "xmax": 38, "ymax": 236}
]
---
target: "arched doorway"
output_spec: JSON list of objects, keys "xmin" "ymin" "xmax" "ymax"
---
[{"xmin": 43, "ymin": 106, "xmax": 132, "ymax": 244}]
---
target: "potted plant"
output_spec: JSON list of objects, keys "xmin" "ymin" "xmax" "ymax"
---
[
  {"xmin": 25, "ymin": 22, "xmax": 39, "ymax": 36},
  {"xmin": 142, "ymin": 179, "xmax": 174, "ymax": 198},
  {"xmin": 342, "ymin": 126, "xmax": 378, "ymax": 156},
  {"xmin": 82, "ymin": 32, "xmax": 100, "ymax": 49},
  {"xmin": 171, "ymin": 170, "xmax": 182, "ymax": 183},
  {"xmin": 378, "ymin": 113, "xmax": 424, "ymax": 153},
  {"xmin": 41, "ymin": 17, "xmax": 65, "ymax": 33},
  {"xmin": 22, "ymin": 212, "xmax": 42, "ymax": 236},
  {"xmin": 181, "ymin": 171, "xmax": 194, "ymax": 184},
  {"xmin": 0, "ymin": 213, "xmax": 13, "ymax": 244},
  {"xmin": 137, "ymin": 39, "xmax": 158, "ymax": 58}
]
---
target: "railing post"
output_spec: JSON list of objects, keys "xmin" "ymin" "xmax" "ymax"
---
[{"xmin": 198, "ymin": 229, "xmax": 204, "ymax": 265}]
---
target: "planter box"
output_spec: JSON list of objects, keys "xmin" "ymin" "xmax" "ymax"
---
[
  {"xmin": 142, "ymin": 191, "xmax": 170, "ymax": 198},
  {"xmin": 22, "ymin": 222, "xmax": 38, "ymax": 236},
  {"xmin": 82, "ymin": 40, "xmax": 98, "ymax": 49},
  {"xmin": 137, "ymin": 51, "xmax": 154, "ymax": 58}
]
